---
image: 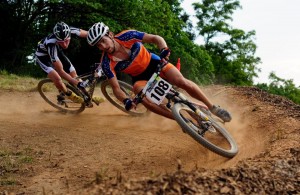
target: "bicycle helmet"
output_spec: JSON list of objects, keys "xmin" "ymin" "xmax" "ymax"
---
[
  {"xmin": 53, "ymin": 22, "xmax": 71, "ymax": 41},
  {"xmin": 87, "ymin": 22, "xmax": 109, "ymax": 46}
]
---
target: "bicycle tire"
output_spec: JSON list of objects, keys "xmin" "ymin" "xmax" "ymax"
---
[
  {"xmin": 172, "ymin": 103, "xmax": 238, "ymax": 158},
  {"xmin": 37, "ymin": 78, "xmax": 85, "ymax": 114},
  {"xmin": 101, "ymin": 80, "xmax": 148, "ymax": 116}
]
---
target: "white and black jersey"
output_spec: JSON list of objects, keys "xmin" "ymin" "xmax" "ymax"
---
[{"xmin": 35, "ymin": 27, "xmax": 81, "ymax": 74}]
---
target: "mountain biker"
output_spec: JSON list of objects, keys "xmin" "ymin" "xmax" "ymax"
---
[
  {"xmin": 35, "ymin": 22, "xmax": 104, "ymax": 104},
  {"xmin": 87, "ymin": 22, "xmax": 232, "ymax": 122}
]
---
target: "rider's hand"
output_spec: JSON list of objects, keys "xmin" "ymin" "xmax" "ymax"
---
[
  {"xmin": 76, "ymin": 81, "xmax": 91, "ymax": 101},
  {"xmin": 160, "ymin": 47, "xmax": 171, "ymax": 61},
  {"xmin": 123, "ymin": 98, "xmax": 136, "ymax": 111}
]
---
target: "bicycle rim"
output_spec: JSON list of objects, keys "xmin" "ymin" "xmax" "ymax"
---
[
  {"xmin": 101, "ymin": 80, "xmax": 148, "ymax": 116},
  {"xmin": 172, "ymin": 103, "xmax": 238, "ymax": 158},
  {"xmin": 37, "ymin": 79, "xmax": 85, "ymax": 114}
]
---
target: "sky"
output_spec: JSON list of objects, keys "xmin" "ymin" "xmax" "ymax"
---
[{"xmin": 181, "ymin": 0, "xmax": 300, "ymax": 86}]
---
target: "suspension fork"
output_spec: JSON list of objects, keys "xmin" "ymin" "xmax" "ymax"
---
[{"xmin": 179, "ymin": 96, "xmax": 209, "ymax": 121}]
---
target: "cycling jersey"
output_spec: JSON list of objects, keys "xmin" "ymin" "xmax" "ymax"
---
[
  {"xmin": 35, "ymin": 27, "xmax": 80, "ymax": 73},
  {"xmin": 101, "ymin": 30, "xmax": 162, "ymax": 79}
]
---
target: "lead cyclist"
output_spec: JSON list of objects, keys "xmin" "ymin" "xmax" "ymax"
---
[{"xmin": 86, "ymin": 22, "xmax": 232, "ymax": 122}]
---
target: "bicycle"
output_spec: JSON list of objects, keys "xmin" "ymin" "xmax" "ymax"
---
[
  {"xmin": 132, "ymin": 62, "xmax": 238, "ymax": 158},
  {"xmin": 37, "ymin": 63, "xmax": 148, "ymax": 115}
]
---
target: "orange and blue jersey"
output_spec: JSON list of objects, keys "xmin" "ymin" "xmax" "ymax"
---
[{"xmin": 101, "ymin": 30, "xmax": 161, "ymax": 79}]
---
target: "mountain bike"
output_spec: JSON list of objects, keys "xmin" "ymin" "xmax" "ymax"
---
[
  {"xmin": 132, "ymin": 62, "xmax": 238, "ymax": 158},
  {"xmin": 37, "ymin": 63, "xmax": 148, "ymax": 115}
]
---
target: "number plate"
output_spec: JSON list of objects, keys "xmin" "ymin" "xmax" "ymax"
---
[{"xmin": 142, "ymin": 73, "xmax": 172, "ymax": 105}]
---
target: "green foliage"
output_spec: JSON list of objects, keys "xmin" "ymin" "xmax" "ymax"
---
[
  {"xmin": 193, "ymin": 0, "xmax": 261, "ymax": 85},
  {"xmin": 0, "ymin": 0, "xmax": 216, "ymax": 84},
  {"xmin": 256, "ymin": 72, "xmax": 300, "ymax": 105},
  {"xmin": 1, "ymin": 0, "xmax": 265, "ymax": 87}
]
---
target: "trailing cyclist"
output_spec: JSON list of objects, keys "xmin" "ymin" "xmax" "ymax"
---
[
  {"xmin": 86, "ymin": 22, "xmax": 232, "ymax": 122},
  {"xmin": 35, "ymin": 22, "xmax": 103, "ymax": 104}
]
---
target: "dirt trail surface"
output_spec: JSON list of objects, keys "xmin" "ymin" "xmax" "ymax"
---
[{"xmin": 0, "ymin": 86, "xmax": 299, "ymax": 194}]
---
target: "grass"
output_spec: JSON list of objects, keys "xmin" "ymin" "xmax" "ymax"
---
[{"xmin": 0, "ymin": 70, "xmax": 39, "ymax": 92}]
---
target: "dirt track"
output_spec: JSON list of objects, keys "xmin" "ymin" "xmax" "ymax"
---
[{"xmin": 0, "ymin": 86, "xmax": 299, "ymax": 194}]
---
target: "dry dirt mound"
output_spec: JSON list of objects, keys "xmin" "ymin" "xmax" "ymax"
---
[{"xmin": 0, "ymin": 86, "xmax": 299, "ymax": 194}]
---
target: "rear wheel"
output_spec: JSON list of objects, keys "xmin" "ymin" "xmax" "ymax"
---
[
  {"xmin": 101, "ymin": 80, "xmax": 148, "ymax": 116},
  {"xmin": 37, "ymin": 79, "xmax": 85, "ymax": 114},
  {"xmin": 172, "ymin": 103, "xmax": 238, "ymax": 158}
]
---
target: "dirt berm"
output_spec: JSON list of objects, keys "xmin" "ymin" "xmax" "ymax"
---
[{"xmin": 0, "ymin": 86, "xmax": 299, "ymax": 194}]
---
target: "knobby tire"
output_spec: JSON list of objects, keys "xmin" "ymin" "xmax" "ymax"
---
[{"xmin": 172, "ymin": 103, "xmax": 238, "ymax": 158}]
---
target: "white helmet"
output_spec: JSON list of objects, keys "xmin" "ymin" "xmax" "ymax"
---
[
  {"xmin": 87, "ymin": 22, "xmax": 109, "ymax": 46},
  {"xmin": 53, "ymin": 22, "xmax": 71, "ymax": 41}
]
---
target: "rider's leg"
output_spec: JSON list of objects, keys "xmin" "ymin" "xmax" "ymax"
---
[
  {"xmin": 48, "ymin": 70, "xmax": 83, "ymax": 103},
  {"xmin": 37, "ymin": 55, "xmax": 83, "ymax": 103},
  {"xmin": 48, "ymin": 70, "xmax": 68, "ymax": 93},
  {"xmin": 162, "ymin": 65, "xmax": 232, "ymax": 122},
  {"xmin": 162, "ymin": 66, "xmax": 214, "ymax": 109},
  {"xmin": 133, "ymin": 81, "xmax": 174, "ymax": 120}
]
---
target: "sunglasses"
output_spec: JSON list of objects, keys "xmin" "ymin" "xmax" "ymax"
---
[{"xmin": 57, "ymin": 37, "xmax": 70, "ymax": 43}]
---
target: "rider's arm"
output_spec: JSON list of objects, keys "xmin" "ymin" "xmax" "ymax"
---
[
  {"xmin": 70, "ymin": 27, "xmax": 88, "ymax": 38},
  {"xmin": 142, "ymin": 33, "xmax": 168, "ymax": 51},
  {"xmin": 47, "ymin": 44, "xmax": 78, "ymax": 85},
  {"xmin": 78, "ymin": 29, "xmax": 88, "ymax": 38},
  {"xmin": 52, "ymin": 60, "xmax": 78, "ymax": 86},
  {"xmin": 108, "ymin": 77, "xmax": 128, "ymax": 102}
]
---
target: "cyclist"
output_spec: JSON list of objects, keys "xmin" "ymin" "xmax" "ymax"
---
[
  {"xmin": 35, "ymin": 22, "xmax": 104, "ymax": 104},
  {"xmin": 87, "ymin": 22, "xmax": 232, "ymax": 122}
]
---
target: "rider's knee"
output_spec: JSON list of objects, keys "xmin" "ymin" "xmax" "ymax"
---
[{"xmin": 133, "ymin": 80, "xmax": 147, "ymax": 94}]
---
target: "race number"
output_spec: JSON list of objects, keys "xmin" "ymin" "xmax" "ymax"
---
[{"xmin": 142, "ymin": 73, "xmax": 172, "ymax": 105}]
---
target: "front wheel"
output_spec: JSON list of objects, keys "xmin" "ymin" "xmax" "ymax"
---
[
  {"xmin": 37, "ymin": 79, "xmax": 85, "ymax": 114},
  {"xmin": 101, "ymin": 80, "xmax": 148, "ymax": 116},
  {"xmin": 172, "ymin": 103, "xmax": 238, "ymax": 158}
]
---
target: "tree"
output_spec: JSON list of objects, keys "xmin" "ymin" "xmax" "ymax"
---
[
  {"xmin": 256, "ymin": 72, "xmax": 300, "ymax": 105},
  {"xmin": 193, "ymin": 0, "xmax": 261, "ymax": 85},
  {"xmin": 0, "ymin": 0, "xmax": 215, "ymax": 84},
  {"xmin": 0, "ymin": 0, "xmax": 52, "ymax": 75}
]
